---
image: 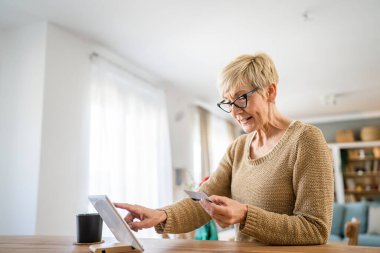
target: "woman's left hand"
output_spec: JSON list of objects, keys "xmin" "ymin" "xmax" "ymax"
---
[{"xmin": 199, "ymin": 195, "xmax": 248, "ymax": 228}]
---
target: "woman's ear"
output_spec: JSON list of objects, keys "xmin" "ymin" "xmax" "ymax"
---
[{"xmin": 266, "ymin": 83, "xmax": 277, "ymax": 103}]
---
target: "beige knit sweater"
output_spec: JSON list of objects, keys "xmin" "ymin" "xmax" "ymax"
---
[{"xmin": 155, "ymin": 121, "xmax": 334, "ymax": 245}]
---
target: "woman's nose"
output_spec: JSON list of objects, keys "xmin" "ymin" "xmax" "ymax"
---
[{"xmin": 231, "ymin": 104, "xmax": 243, "ymax": 114}]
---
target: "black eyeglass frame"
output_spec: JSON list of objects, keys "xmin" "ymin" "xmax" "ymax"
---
[{"xmin": 217, "ymin": 87, "xmax": 260, "ymax": 113}]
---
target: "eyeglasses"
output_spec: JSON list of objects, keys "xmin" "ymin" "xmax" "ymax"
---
[{"xmin": 217, "ymin": 87, "xmax": 260, "ymax": 113}]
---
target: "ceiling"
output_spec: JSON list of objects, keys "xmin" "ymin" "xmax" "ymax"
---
[{"xmin": 1, "ymin": 0, "xmax": 379, "ymax": 122}]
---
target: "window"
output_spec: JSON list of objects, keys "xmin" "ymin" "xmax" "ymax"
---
[
  {"xmin": 208, "ymin": 114, "xmax": 235, "ymax": 173},
  {"xmin": 192, "ymin": 108, "xmax": 202, "ymax": 184},
  {"xmin": 192, "ymin": 106, "xmax": 236, "ymax": 183},
  {"xmin": 88, "ymin": 56, "xmax": 172, "ymax": 238}
]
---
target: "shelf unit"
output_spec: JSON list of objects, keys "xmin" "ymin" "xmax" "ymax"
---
[{"xmin": 328, "ymin": 141, "xmax": 380, "ymax": 204}]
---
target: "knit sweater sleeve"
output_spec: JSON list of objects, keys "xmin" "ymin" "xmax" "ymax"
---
[
  {"xmin": 154, "ymin": 198, "xmax": 211, "ymax": 234},
  {"xmin": 154, "ymin": 139, "xmax": 236, "ymax": 234},
  {"xmin": 239, "ymin": 126, "xmax": 334, "ymax": 245}
]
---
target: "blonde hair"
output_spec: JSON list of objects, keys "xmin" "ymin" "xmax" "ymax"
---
[{"xmin": 219, "ymin": 53, "xmax": 279, "ymax": 96}]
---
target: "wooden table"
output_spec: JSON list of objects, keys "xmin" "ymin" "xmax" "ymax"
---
[{"xmin": 0, "ymin": 236, "xmax": 379, "ymax": 253}]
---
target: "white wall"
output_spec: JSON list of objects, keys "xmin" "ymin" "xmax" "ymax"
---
[
  {"xmin": 0, "ymin": 23, "xmax": 47, "ymax": 234},
  {"xmin": 0, "ymin": 21, "xmax": 201, "ymax": 235},
  {"xmin": 35, "ymin": 24, "xmax": 92, "ymax": 235},
  {"xmin": 0, "ymin": 22, "xmax": 93, "ymax": 235},
  {"xmin": 165, "ymin": 89, "xmax": 196, "ymax": 200}
]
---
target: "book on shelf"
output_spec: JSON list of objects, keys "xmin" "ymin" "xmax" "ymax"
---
[
  {"xmin": 373, "ymin": 160, "xmax": 379, "ymax": 173},
  {"xmin": 345, "ymin": 178, "xmax": 356, "ymax": 191}
]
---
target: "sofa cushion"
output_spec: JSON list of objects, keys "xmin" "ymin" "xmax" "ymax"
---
[
  {"xmin": 367, "ymin": 205, "xmax": 380, "ymax": 234},
  {"xmin": 358, "ymin": 234, "xmax": 380, "ymax": 247},
  {"xmin": 331, "ymin": 203, "xmax": 345, "ymax": 236},
  {"xmin": 343, "ymin": 201, "xmax": 368, "ymax": 235}
]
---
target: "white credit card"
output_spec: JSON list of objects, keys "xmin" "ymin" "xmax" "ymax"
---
[{"xmin": 184, "ymin": 190, "xmax": 212, "ymax": 203}]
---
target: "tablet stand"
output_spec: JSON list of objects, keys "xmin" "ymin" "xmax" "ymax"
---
[{"xmin": 89, "ymin": 242, "xmax": 142, "ymax": 253}]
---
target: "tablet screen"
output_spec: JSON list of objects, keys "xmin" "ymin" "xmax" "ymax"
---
[{"xmin": 88, "ymin": 195, "xmax": 144, "ymax": 251}]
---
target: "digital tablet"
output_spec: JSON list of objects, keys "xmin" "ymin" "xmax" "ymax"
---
[{"xmin": 88, "ymin": 195, "xmax": 144, "ymax": 251}]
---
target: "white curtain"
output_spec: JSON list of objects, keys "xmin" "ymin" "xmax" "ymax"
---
[
  {"xmin": 193, "ymin": 106, "xmax": 237, "ymax": 183},
  {"xmin": 88, "ymin": 56, "xmax": 172, "ymax": 238},
  {"xmin": 208, "ymin": 114, "xmax": 236, "ymax": 173},
  {"xmin": 192, "ymin": 107, "xmax": 202, "ymax": 185}
]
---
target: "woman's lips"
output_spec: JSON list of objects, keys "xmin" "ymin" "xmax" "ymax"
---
[{"xmin": 240, "ymin": 116, "xmax": 252, "ymax": 124}]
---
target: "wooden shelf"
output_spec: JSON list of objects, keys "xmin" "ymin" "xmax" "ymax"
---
[
  {"xmin": 345, "ymin": 172, "xmax": 380, "ymax": 178},
  {"xmin": 348, "ymin": 157, "xmax": 380, "ymax": 162},
  {"xmin": 345, "ymin": 190, "xmax": 380, "ymax": 196},
  {"xmin": 328, "ymin": 141, "xmax": 380, "ymax": 149}
]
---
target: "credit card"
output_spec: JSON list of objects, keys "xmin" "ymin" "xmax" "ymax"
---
[{"xmin": 184, "ymin": 190, "xmax": 212, "ymax": 203}]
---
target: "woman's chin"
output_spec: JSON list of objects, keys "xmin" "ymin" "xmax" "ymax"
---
[{"xmin": 241, "ymin": 124, "xmax": 255, "ymax": 133}]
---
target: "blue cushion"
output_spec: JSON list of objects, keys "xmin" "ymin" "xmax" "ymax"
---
[
  {"xmin": 343, "ymin": 201, "xmax": 369, "ymax": 235},
  {"xmin": 329, "ymin": 234, "xmax": 343, "ymax": 242},
  {"xmin": 358, "ymin": 234, "xmax": 380, "ymax": 247},
  {"xmin": 331, "ymin": 203, "xmax": 345, "ymax": 236}
]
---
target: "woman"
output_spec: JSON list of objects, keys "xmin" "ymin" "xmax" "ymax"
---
[{"xmin": 115, "ymin": 53, "xmax": 334, "ymax": 245}]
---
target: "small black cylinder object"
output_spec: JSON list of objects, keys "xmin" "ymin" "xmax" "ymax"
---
[{"xmin": 76, "ymin": 213, "xmax": 103, "ymax": 243}]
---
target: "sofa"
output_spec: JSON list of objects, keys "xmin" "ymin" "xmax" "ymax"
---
[{"xmin": 329, "ymin": 201, "xmax": 380, "ymax": 246}]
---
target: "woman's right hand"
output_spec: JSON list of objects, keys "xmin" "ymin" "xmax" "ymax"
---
[{"xmin": 114, "ymin": 203, "xmax": 167, "ymax": 232}]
